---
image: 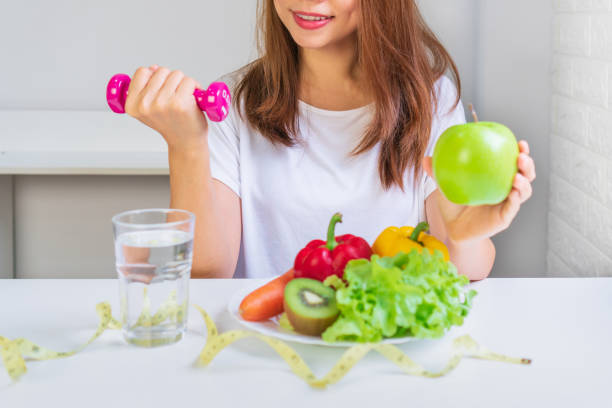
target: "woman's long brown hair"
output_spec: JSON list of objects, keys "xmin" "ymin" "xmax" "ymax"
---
[{"xmin": 235, "ymin": 0, "xmax": 461, "ymax": 190}]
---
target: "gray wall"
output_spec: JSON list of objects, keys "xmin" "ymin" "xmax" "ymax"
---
[
  {"xmin": 0, "ymin": 0, "xmax": 258, "ymax": 109},
  {"xmin": 476, "ymin": 0, "xmax": 553, "ymax": 277},
  {"xmin": 417, "ymin": 0, "xmax": 478, "ymax": 114},
  {"xmin": 423, "ymin": 0, "xmax": 553, "ymax": 277},
  {"xmin": 2, "ymin": 1, "xmax": 553, "ymax": 278}
]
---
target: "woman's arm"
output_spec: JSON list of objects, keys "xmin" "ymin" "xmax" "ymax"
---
[
  {"xmin": 168, "ymin": 146, "xmax": 241, "ymax": 279},
  {"xmin": 124, "ymin": 65, "xmax": 241, "ymax": 278},
  {"xmin": 426, "ymin": 190, "xmax": 495, "ymax": 281}
]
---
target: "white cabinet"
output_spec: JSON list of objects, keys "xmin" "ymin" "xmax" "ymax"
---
[{"xmin": 0, "ymin": 111, "xmax": 169, "ymax": 278}]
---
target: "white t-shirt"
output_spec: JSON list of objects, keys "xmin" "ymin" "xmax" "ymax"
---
[{"xmin": 207, "ymin": 75, "xmax": 465, "ymax": 279}]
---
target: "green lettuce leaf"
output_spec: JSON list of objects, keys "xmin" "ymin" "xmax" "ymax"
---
[{"xmin": 321, "ymin": 250, "xmax": 477, "ymax": 343}]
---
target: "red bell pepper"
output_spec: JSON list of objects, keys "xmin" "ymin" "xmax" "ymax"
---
[{"xmin": 293, "ymin": 213, "xmax": 372, "ymax": 282}]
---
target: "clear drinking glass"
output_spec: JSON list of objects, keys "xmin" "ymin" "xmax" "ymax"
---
[{"xmin": 112, "ymin": 209, "xmax": 195, "ymax": 347}]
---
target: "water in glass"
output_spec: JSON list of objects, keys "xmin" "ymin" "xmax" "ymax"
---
[{"xmin": 115, "ymin": 229, "xmax": 192, "ymax": 347}]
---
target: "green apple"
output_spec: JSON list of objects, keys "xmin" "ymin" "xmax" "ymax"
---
[{"xmin": 432, "ymin": 121, "xmax": 519, "ymax": 206}]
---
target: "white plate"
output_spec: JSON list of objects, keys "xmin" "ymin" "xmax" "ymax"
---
[{"xmin": 227, "ymin": 285, "xmax": 418, "ymax": 347}]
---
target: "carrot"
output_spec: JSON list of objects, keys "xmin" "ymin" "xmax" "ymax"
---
[{"xmin": 239, "ymin": 269, "xmax": 295, "ymax": 321}]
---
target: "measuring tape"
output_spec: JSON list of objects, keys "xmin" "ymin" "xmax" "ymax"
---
[
  {"xmin": 0, "ymin": 302, "xmax": 120, "ymax": 381},
  {"xmin": 0, "ymin": 295, "xmax": 531, "ymax": 387}
]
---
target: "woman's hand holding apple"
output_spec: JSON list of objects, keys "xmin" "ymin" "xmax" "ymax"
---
[{"xmin": 423, "ymin": 139, "xmax": 536, "ymax": 244}]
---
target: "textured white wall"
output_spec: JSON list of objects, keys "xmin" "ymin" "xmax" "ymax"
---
[{"xmin": 549, "ymin": 0, "xmax": 612, "ymax": 276}]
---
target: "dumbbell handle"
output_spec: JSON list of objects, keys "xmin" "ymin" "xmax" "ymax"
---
[{"xmin": 106, "ymin": 74, "xmax": 231, "ymax": 122}]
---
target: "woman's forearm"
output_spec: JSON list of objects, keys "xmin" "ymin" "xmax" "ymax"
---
[
  {"xmin": 447, "ymin": 237, "xmax": 495, "ymax": 281},
  {"xmin": 167, "ymin": 142, "xmax": 237, "ymax": 278}
]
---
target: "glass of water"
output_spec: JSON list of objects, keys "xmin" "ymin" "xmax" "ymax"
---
[{"xmin": 112, "ymin": 208, "xmax": 194, "ymax": 347}]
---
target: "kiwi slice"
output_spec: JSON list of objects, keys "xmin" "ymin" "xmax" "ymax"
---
[{"xmin": 283, "ymin": 278, "xmax": 340, "ymax": 336}]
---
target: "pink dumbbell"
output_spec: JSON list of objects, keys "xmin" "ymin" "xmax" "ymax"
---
[{"xmin": 106, "ymin": 74, "xmax": 231, "ymax": 122}]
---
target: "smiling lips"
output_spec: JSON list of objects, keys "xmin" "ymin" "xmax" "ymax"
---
[{"xmin": 292, "ymin": 11, "xmax": 334, "ymax": 30}]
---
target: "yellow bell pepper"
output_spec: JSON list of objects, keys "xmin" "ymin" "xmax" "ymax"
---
[{"xmin": 372, "ymin": 222, "xmax": 450, "ymax": 261}]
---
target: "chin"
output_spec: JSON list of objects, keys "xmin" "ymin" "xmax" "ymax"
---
[
  {"xmin": 294, "ymin": 38, "xmax": 332, "ymax": 49},
  {"xmin": 292, "ymin": 31, "xmax": 355, "ymax": 51}
]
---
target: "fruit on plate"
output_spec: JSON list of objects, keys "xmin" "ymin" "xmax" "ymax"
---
[
  {"xmin": 283, "ymin": 278, "xmax": 340, "ymax": 336},
  {"xmin": 432, "ymin": 106, "xmax": 519, "ymax": 205},
  {"xmin": 294, "ymin": 213, "xmax": 372, "ymax": 282},
  {"xmin": 239, "ymin": 269, "xmax": 295, "ymax": 321},
  {"xmin": 372, "ymin": 222, "xmax": 449, "ymax": 261}
]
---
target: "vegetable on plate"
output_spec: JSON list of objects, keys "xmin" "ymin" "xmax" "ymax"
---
[
  {"xmin": 321, "ymin": 250, "xmax": 476, "ymax": 343},
  {"xmin": 372, "ymin": 222, "xmax": 449, "ymax": 261},
  {"xmin": 239, "ymin": 269, "xmax": 295, "ymax": 322},
  {"xmin": 293, "ymin": 213, "xmax": 372, "ymax": 282}
]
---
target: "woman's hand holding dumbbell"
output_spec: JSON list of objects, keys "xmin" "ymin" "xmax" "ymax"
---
[{"xmin": 108, "ymin": 66, "xmax": 230, "ymax": 151}]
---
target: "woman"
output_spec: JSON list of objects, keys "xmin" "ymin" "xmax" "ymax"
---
[{"xmin": 124, "ymin": 0, "xmax": 536, "ymax": 280}]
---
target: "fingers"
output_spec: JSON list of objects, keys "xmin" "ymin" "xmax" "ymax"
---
[
  {"xmin": 513, "ymin": 173, "xmax": 533, "ymax": 203},
  {"xmin": 518, "ymin": 152, "xmax": 536, "ymax": 182},
  {"xmin": 125, "ymin": 66, "xmax": 195, "ymax": 118},
  {"xmin": 500, "ymin": 189, "xmax": 521, "ymax": 229},
  {"xmin": 125, "ymin": 67, "xmax": 154, "ymax": 115},
  {"xmin": 422, "ymin": 157, "xmax": 434, "ymax": 179},
  {"xmin": 125, "ymin": 65, "xmax": 172, "ymax": 116},
  {"xmin": 517, "ymin": 140, "xmax": 536, "ymax": 182},
  {"xmin": 156, "ymin": 70, "xmax": 185, "ymax": 102},
  {"xmin": 175, "ymin": 76, "xmax": 199, "ymax": 110},
  {"xmin": 139, "ymin": 66, "xmax": 171, "ymax": 108}
]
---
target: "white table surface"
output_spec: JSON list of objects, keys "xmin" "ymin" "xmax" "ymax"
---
[
  {"xmin": 1, "ymin": 278, "xmax": 610, "ymax": 407},
  {"xmin": 0, "ymin": 110, "xmax": 168, "ymax": 175}
]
